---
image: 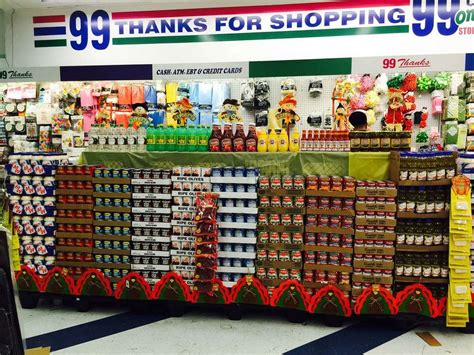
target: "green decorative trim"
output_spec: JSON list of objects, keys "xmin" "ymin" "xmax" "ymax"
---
[{"xmin": 34, "ymin": 39, "xmax": 67, "ymax": 48}]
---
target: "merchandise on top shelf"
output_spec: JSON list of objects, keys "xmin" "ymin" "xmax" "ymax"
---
[
  {"xmin": 301, "ymin": 129, "xmax": 350, "ymax": 152},
  {"xmin": 209, "ymin": 123, "xmax": 268, "ymax": 153},
  {"xmin": 170, "ymin": 166, "xmax": 212, "ymax": 285},
  {"xmin": 130, "ymin": 168, "xmax": 172, "ymax": 285},
  {"xmin": 146, "ymin": 125, "xmax": 210, "ymax": 152},
  {"xmin": 350, "ymin": 131, "xmax": 412, "ymax": 152},
  {"xmin": 7, "ymin": 153, "xmax": 68, "ymax": 275},
  {"xmin": 352, "ymin": 180, "xmax": 398, "ymax": 301},
  {"xmin": 55, "ymin": 164, "xmax": 96, "ymax": 277},
  {"xmin": 257, "ymin": 175, "xmax": 305, "ymax": 294},
  {"xmin": 92, "ymin": 168, "xmax": 133, "ymax": 289}
]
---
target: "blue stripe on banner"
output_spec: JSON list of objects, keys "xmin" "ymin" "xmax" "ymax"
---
[
  {"xmin": 285, "ymin": 320, "xmax": 414, "ymax": 355},
  {"xmin": 25, "ymin": 311, "xmax": 169, "ymax": 352},
  {"xmin": 33, "ymin": 26, "xmax": 67, "ymax": 36},
  {"xmin": 60, "ymin": 64, "xmax": 153, "ymax": 81},
  {"xmin": 466, "ymin": 53, "xmax": 474, "ymax": 71}
]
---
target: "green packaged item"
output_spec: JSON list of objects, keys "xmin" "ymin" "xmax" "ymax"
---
[
  {"xmin": 456, "ymin": 124, "xmax": 467, "ymax": 150},
  {"xmin": 443, "ymin": 96, "xmax": 459, "ymax": 121},
  {"xmin": 458, "ymin": 100, "xmax": 466, "ymax": 123},
  {"xmin": 443, "ymin": 121, "xmax": 458, "ymax": 145}
]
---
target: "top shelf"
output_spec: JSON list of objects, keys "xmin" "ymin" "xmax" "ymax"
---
[{"xmin": 397, "ymin": 179, "xmax": 451, "ymax": 187}]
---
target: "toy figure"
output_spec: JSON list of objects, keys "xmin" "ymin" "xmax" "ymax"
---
[
  {"xmin": 275, "ymin": 94, "xmax": 300, "ymax": 127},
  {"xmin": 217, "ymin": 99, "xmax": 242, "ymax": 123},
  {"xmin": 129, "ymin": 104, "xmax": 151, "ymax": 129},
  {"xmin": 385, "ymin": 88, "xmax": 406, "ymax": 131},
  {"xmin": 170, "ymin": 97, "xmax": 196, "ymax": 127},
  {"xmin": 333, "ymin": 103, "xmax": 349, "ymax": 130},
  {"xmin": 403, "ymin": 113, "xmax": 413, "ymax": 131},
  {"xmin": 420, "ymin": 107, "xmax": 428, "ymax": 129}
]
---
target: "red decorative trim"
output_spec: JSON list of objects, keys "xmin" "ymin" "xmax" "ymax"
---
[
  {"xmin": 309, "ymin": 285, "xmax": 352, "ymax": 317},
  {"xmin": 394, "ymin": 283, "xmax": 438, "ymax": 318},
  {"xmin": 230, "ymin": 276, "xmax": 270, "ymax": 305},
  {"xmin": 437, "ymin": 297, "xmax": 447, "ymax": 317},
  {"xmin": 112, "ymin": 1, "xmax": 409, "ymax": 20},
  {"xmin": 15, "ymin": 265, "xmax": 43, "ymax": 292},
  {"xmin": 152, "ymin": 272, "xmax": 192, "ymax": 302},
  {"xmin": 74, "ymin": 269, "xmax": 113, "ymax": 297},
  {"xmin": 114, "ymin": 272, "xmax": 153, "ymax": 300},
  {"xmin": 354, "ymin": 285, "xmax": 397, "ymax": 315},
  {"xmin": 40, "ymin": 267, "xmax": 75, "ymax": 294},
  {"xmin": 190, "ymin": 278, "xmax": 231, "ymax": 304},
  {"xmin": 270, "ymin": 279, "xmax": 311, "ymax": 311}
]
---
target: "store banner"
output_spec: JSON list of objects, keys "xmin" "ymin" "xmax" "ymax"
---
[
  {"xmin": 352, "ymin": 54, "xmax": 467, "ymax": 74},
  {"xmin": 152, "ymin": 62, "xmax": 248, "ymax": 79},
  {"xmin": 0, "ymin": 67, "xmax": 60, "ymax": 82},
  {"xmin": 10, "ymin": 0, "xmax": 474, "ymax": 67}
]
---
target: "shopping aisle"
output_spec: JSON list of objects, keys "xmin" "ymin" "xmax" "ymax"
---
[{"xmin": 18, "ymin": 303, "xmax": 473, "ymax": 355}]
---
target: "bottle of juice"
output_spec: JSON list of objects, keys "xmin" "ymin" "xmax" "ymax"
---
[
  {"xmin": 245, "ymin": 123, "xmax": 258, "ymax": 152},
  {"xmin": 307, "ymin": 130, "xmax": 314, "ymax": 151},
  {"xmin": 268, "ymin": 129, "xmax": 278, "ymax": 152},
  {"xmin": 166, "ymin": 127, "xmax": 177, "ymax": 151},
  {"xmin": 208, "ymin": 124, "xmax": 222, "ymax": 152},
  {"xmin": 257, "ymin": 129, "xmax": 268, "ymax": 152},
  {"xmin": 221, "ymin": 123, "xmax": 233, "ymax": 152},
  {"xmin": 278, "ymin": 128, "xmax": 289, "ymax": 152},
  {"xmin": 187, "ymin": 125, "xmax": 197, "ymax": 152},
  {"xmin": 300, "ymin": 129, "xmax": 307, "ymax": 151},
  {"xmin": 289, "ymin": 126, "xmax": 300, "ymax": 152},
  {"xmin": 233, "ymin": 123, "xmax": 246, "ymax": 152},
  {"xmin": 146, "ymin": 125, "xmax": 155, "ymax": 151}
]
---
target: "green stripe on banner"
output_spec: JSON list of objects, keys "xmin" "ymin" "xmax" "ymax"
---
[
  {"xmin": 250, "ymin": 58, "xmax": 352, "ymax": 77},
  {"xmin": 113, "ymin": 25, "xmax": 409, "ymax": 46},
  {"xmin": 34, "ymin": 39, "xmax": 67, "ymax": 48}
]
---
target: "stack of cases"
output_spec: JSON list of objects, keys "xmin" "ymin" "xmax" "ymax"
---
[
  {"xmin": 92, "ymin": 168, "xmax": 132, "ymax": 289},
  {"xmin": 456, "ymin": 155, "xmax": 474, "ymax": 293},
  {"xmin": 353, "ymin": 180, "xmax": 397, "ymax": 301},
  {"xmin": 131, "ymin": 168, "xmax": 172, "ymax": 285},
  {"xmin": 55, "ymin": 165, "xmax": 95, "ymax": 277},
  {"xmin": 303, "ymin": 176, "xmax": 356, "ymax": 298},
  {"xmin": 390, "ymin": 152, "xmax": 455, "ymax": 298},
  {"xmin": 256, "ymin": 175, "xmax": 305, "ymax": 296},
  {"xmin": 7, "ymin": 153, "xmax": 65, "ymax": 275},
  {"xmin": 212, "ymin": 167, "xmax": 259, "ymax": 287},
  {"xmin": 171, "ymin": 166, "xmax": 212, "ymax": 285}
]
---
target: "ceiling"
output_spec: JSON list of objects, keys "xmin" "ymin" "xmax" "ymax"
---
[{"xmin": 1, "ymin": 0, "xmax": 335, "ymax": 10}]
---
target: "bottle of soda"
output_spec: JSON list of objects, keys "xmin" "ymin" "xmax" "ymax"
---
[
  {"xmin": 176, "ymin": 127, "xmax": 187, "ymax": 152},
  {"xmin": 187, "ymin": 125, "xmax": 198, "ymax": 152},
  {"xmin": 221, "ymin": 123, "xmax": 233, "ymax": 152},
  {"xmin": 209, "ymin": 124, "xmax": 222, "ymax": 152},
  {"xmin": 166, "ymin": 127, "xmax": 177, "ymax": 151},
  {"xmin": 233, "ymin": 123, "xmax": 246, "ymax": 152},
  {"xmin": 146, "ymin": 125, "xmax": 155, "ymax": 151},
  {"xmin": 245, "ymin": 123, "xmax": 258, "ymax": 152},
  {"xmin": 155, "ymin": 124, "xmax": 165, "ymax": 151}
]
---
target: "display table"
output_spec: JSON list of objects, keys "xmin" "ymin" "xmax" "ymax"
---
[{"xmin": 81, "ymin": 151, "xmax": 390, "ymax": 179}]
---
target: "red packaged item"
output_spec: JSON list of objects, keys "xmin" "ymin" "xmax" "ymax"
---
[
  {"xmin": 194, "ymin": 268, "xmax": 216, "ymax": 281},
  {"xmin": 195, "ymin": 255, "xmax": 217, "ymax": 268},
  {"xmin": 194, "ymin": 192, "xmax": 219, "ymax": 223},
  {"xmin": 209, "ymin": 124, "xmax": 222, "ymax": 152},
  {"xmin": 331, "ymin": 176, "xmax": 343, "ymax": 191},
  {"xmin": 221, "ymin": 123, "xmax": 233, "ymax": 152}
]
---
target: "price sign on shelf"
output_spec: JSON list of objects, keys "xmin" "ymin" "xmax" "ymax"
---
[
  {"xmin": 0, "ymin": 67, "xmax": 60, "ymax": 82},
  {"xmin": 352, "ymin": 54, "xmax": 465, "ymax": 74}
]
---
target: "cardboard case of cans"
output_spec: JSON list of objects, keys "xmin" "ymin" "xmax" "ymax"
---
[
  {"xmin": 92, "ymin": 168, "xmax": 133, "ymax": 286},
  {"xmin": 212, "ymin": 166, "xmax": 259, "ymax": 286},
  {"xmin": 256, "ymin": 175, "xmax": 306, "ymax": 295},
  {"xmin": 7, "ymin": 153, "xmax": 67, "ymax": 275},
  {"xmin": 303, "ymin": 176, "xmax": 356, "ymax": 297},
  {"xmin": 55, "ymin": 165, "xmax": 95, "ymax": 277},
  {"xmin": 130, "ymin": 168, "xmax": 173, "ymax": 284},
  {"xmin": 170, "ymin": 167, "xmax": 212, "ymax": 285},
  {"xmin": 352, "ymin": 180, "xmax": 398, "ymax": 301}
]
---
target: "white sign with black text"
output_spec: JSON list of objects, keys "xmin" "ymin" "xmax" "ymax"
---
[{"xmin": 152, "ymin": 62, "xmax": 249, "ymax": 79}]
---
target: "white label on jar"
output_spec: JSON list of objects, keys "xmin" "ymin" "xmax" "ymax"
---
[
  {"xmin": 403, "ymin": 266, "xmax": 413, "ymax": 276},
  {"xmin": 398, "ymin": 202, "xmax": 407, "ymax": 212},
  {"xmin": 408, "ymin": 171, "xmax": 418, "ymax": 181},
  {"xmin": 400, "ymin": 171, "xmax": 408, "ymax": 181},
  {"xmin": 433, "ymin": 234, "xmax": 443, "ymax": 245},
  {"xmin": 424, "ymin": 235, "xmax": 433, "ymax": 246},
  {"xmin": 415, "ymin": 235, "xmax": 424, "ymax": 245},
  {"xmin": 406, "ymin": 234, "xmax": 415, "ymax": 245},
  {"xmin": 427, "ymin": 170, "xmax": 437, "ymax": 181},
  {"xmin": 436, "ymin": 169, "xmax": 446, "ymax": 180},
  {"xmin": 446, "ymin": 169, "xmax": 455, "ymax": 179},
  {"xmin": 396, "ymin": 266, "xmax": 404, "ymax": 276},
  {"xmin": 396, "ymin": 234, "xmax": 406, "ymax": 244},
  {"xmin": 426, "ymin": 202, "xmax": 435, "ymax": 213},
  {"xmin": 417, "ymin": 171, "xmax": 427, "ymax": 181},
  {"xmin": 416, "ymin": 202, "xmax": 426, "ymax": 214},
  {"xmin": 407, "ymin": 202, "xmax": 416, "ymax": 212},
  {"xmin": 422, "ymin": 266, "xmax": 432, "ymax": 277},
  {"xmin": 413, "ymin": 266, "xmax": 422, "ymax": 277},
  {"xmin": 441, "ymin": 267, "xmax": 449, "ymax": 278},
  {"xmin": 99, "ymin": 137, "xmax": 107, "ymax": 145},
  {"xmin": 432, "ymin": 267, "xmax": 441, "ymax": 277}
]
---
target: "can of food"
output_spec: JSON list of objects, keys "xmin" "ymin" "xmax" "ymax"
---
[
  {"xmin": 279, "ymin": 251, "xmax": 290, "ymax": 262},
  {"xmin": 293, "ymin": 214, "xmax": 304, "ymax": 226},
  {"xmin": 269, "ymin": 232, "xmax": 280, "ymax": 243},
  {"xmin": 270, "ymin": 196, "xmax": 281, "ymax": 207},
  {"xmin": 291, "ymin": 250, "xmax": 302, "ymax": 263},
  {"xmin": 269, "ymin": 214, "xmax": 280, "ymax": 225},
  {"xmin": 259, "ymin": 176, "xmax": 270, "ymax": 189},
  {"xmin": 304, "ymin": 270, "xmax": 315, "ymax": 282},
  {"xmin": 280, "ymin": 232, "xmax": 291, "ymax": 244},
  {"xmin": 317, "ymin": 251, "xmax": 328, "ymax": 264},
  {"xmin": 256, "ymin": 267, "xmax": 266, "ymax": 278},
  {"xmin": 294, "ymin": 196, "xmax": 305, "ymax": 208},
  {"xmin": 279, "ymin": 269, "xmax": 289, "ymax": 280},
  {"xmin": 306, "ymin": 176, "xmax": 318, "ymax": 190},
  {"xmin": 258, "ymin": 231, "xmax": 269, "ymax": 243},
  {"xmin": 282, "ymin": 196, "xmax": 293, "ymax": 208},
  {"xmin": 292, "ymin": 232, "xmax": 303, "ymax": 244},
  {"xmin": 259, "ymin": 196, "xmax": 270, "ymax": 208},
  {"xmin": 94, "ymin": 168, "xmax": 103, "ymax": 178},
  {"xmin": 331, "ymin": 197, "xmax": 343, "ymax": 210},
  {"xmin": 328, "ymin": 252, "xmax": 339, "ymax": 265},
  {"xmin": 268, "ymin": 250, "xmax": 278, "ymax": 261},
  {"xmin": 103, "ymin": 226, "xmax": 112, "ymax": 235},
  {"xmin": 223, "ymin": 167, "xmax": 234, "ymax": 177},
  {"xmin": 305, "ymin": 251, "xmax": 316, "ymax": 263},
  {"xmin": 270, "ymin": 176, "xmax": 282, "ymax": 189},
  {"xmin": 329, "ymin": 215, "xmax": 341, "ymax": 228},
  {"xmin": 315, "ymin": 271, "xmax": 327, "ymax": 281},
  {"xmin": 282, "ymin": 175, "xmax": 293, "ymax": 189},
  {"xmin": 267, "ymin": 268, "xmax": 277, "ymax": 279},
  {"xmin": 329, "ymin": 234, "xmax": 341, "ymax": 247},
  {"xmin": 306, "ymin": 214, "xmax": 317, "ymax": 226},
  {"xmin": 318, "ymin": 215, "xmax": 329, "ymax": 227},
  {"xmin": 281, "ymin": 214, "xmax": 292, "ymax": 226},
  {"xmin": 257, "ymin": 250, "xmax": 267, "ymax": 261}
]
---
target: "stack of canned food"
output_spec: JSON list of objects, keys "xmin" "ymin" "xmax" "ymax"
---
[{"xmin": 212, "ymin": 167, "xmax": 259, "ymax": 284}]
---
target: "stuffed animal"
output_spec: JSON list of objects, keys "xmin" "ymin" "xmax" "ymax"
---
[
  {"xmin": 420, "ymin": 107, "xmax": 428, "ymax": 129},
  {"xmin": 171, "ymin": 97, "xmax": 196, "ymax": 127},
  {"xmin": 129, "ymin": 104, "xmax": 151, "ymax": 129},
  {"xmin": 275, "ymin": 94, "xmax": 301, "ymax": 127},
  {"xmin": 385, "ymin": 88, "xmax": 417, "ymax": 131},
  {"xmin": 333, "ymin": 103, "xmax": 349, "ymax": 130}
]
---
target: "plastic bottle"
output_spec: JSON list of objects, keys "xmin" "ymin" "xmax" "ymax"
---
[
  {"xmin": 166, "ymin": 127, "xmax": 177, "ymax": 151},
  {"xmin": 146, "ymin": 125, "xmax": 155, "ymax": 151},
  {"xmin": 300, "ymin": 129, "xmax": 307, "ymax": 152},
  {"xmin": 155, "ymin": 125, "xmax": 165, "ymax": 151},
  {"xmin": 268, "ymin": 129, "xmax": 278, "ymax": 153},
  {"xmin": 189, "ymin": 125, "xmax": 199, "ymax": 152},
  {"xmin": 307, "ymin": 130, "xmax": 314, "ymax": 151},
  {"xmin": 208, "ymin": 124, "xmax": 222, "ymax": 152},
  {"xmin": 278, "ymin": 128, "xmax": 289, "ymax": 152},
  {"xmin": 196, "ymin": 125, "xmax": 206, "ymax": 152},
  {"xmin": 176, "ymin": 127, "xmax": 187, "ymax": 152},
  {"xmin": 137, "ymin": 126, "xmax": 147, "ymax": 151},
  {"xmin": 126, "ymin": 125, "xmax": 136, "ymax": 151},
  {"xmin": 245, "ymin": 123, "xmax": 258, "ymax": 152},
  {"xmin": 289, "ymin": 126, "xmax": 300, "ymax": 152},
  {"xmin": 87, "ymin": 124, "xmax": 98, "ymax": 152},
  {"xmin": 221, "ymin": 123, "xmax": 233, "ymax": 152},
  {"xmin": 233, "ymin": 123, "xmax": 246, "ymax": 152},
  {"xmin": 257, "ymin": 129, "xmax": 268, "ymax": 153}
]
